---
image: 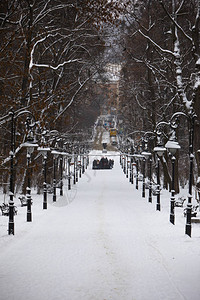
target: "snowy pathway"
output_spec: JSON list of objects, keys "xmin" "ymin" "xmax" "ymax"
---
[{"xmin": 0, "ymin": 150, "xmax": 200, "ymax": 300}]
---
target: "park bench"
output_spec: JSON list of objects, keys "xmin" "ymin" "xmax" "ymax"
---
[
  {"xmin": 19, "ymin": 195, "xmax": 28, "ymax": 206},
  {"xmin": 18, "ymin": 195, "xmax": 33, "ymax": 207},
  {"xmin": 0, "ymin": 203, "xmax": 17, "ymax": 216},
  {"xmin": 183, "ymin": 205, "xmax": 199, "ymax": 218},
  {"xmin": 175, "ymin": 196, "xmax": 186, "ymax": 207}
]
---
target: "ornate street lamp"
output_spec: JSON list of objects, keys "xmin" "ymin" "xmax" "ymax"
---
[
  {"xmin": 51, "ymin": 147, "xmax": 60, "ymax": 202},
  {"xmin": 22, "ymin": 133, "xmax": 38, "ymax": 221},
  {"xmin": 142, "ymin": 151, "xmax": 152, "ymax": 203},
  {"xmin": 72, "ymin": 153, "xmax": 76, "ymax": 185},
  {"xmin": 123, "ymin": 155, "xmax": 126, "ymax": 175},
  {"xmin": 75, "ymin": 154, "xmax": 79, "ymax": 183},
  {"xmin": 38, "ymin": 146, "xmax": 50, "ymax": 209},
  {"xmin": 141, "ymin": 154, "xmax": 146, "ymax": 198},
  {"xmin": 7, "ymin": 110, "xmax": 37, "ymax": 234},
  {"xmin": 59, "ymin": 153, "xmax": 65, "ymax": 196},
  {"xmin": 68, "ymin": 156, "xmax": 72, "ymax": 190},
  {"xmin": 133, "ymin": 154, "xmax": 141, "ymax": 190},
  {"xmin": 126, "ymin": 154, "xmax": 130, "ymax": 179},
  {"xmin": 157, "ymin": 111, "xmax": 196, "ymax": 235},
  {"xmin": 165, "ymin": 140, "xmax": 181, "ymax": 224},
  {"xmin": 130, "ymin": 156, "xmax": 134, "ymax": 184},
  {"xmin": 153, "ymin": 146, "xmax": 166, "ymax": 211}
]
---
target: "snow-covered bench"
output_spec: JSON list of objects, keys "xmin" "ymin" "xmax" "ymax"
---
[
  {"xmin": 183, "ymin": 205, "xmax": 199, "ymax": 217},
  {"xmin": 0, "ymin": 203, "xmax": 17, "ymax": 216},
  {"xmin": 175, "ymin": 197, "xmax": 186, "ymax": 207},
  {"xmin": 19, "ymin": 196, "xmax": 27, "ymax": 206}
]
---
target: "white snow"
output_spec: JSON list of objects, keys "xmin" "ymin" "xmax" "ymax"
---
[{"xmin": 0, "ymin": 150, "xmax": 200, "ymax": 300}]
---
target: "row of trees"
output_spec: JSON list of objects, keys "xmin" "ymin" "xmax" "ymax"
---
[
  {"xmin": 0, "ymin": 0, "xmax": 131, "ymax": 191},
  {"xmin": 117, "ymin": 0, "xmax": 200, "ymax": 191}
]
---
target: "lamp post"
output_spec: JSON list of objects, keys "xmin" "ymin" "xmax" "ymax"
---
[
  {"xmin": 153, "ymin": 146, "xmax": 166, "ymax": 211},
  {"xmin": 130, "ymin": 157, "xmax": 134, "ymax": 184},
  {"xmin": 60, "ymin": 155, "xmax": 63, "ymax": 196},
  {"xmin": 135, "ymin": 156, "xmax": 139, "ymax": 190},
  {"xmin": 38, "ymin": 146, "xmax": 50, "ymax": 209},
  {"xmin": 82, "ymin": 148, "xmax": 85, "ymax": 174},
  {"xmin": 165, "ymin": 140, "xmax": 181, "ymax": 224},
  {"xmin": 185, "ymin": 114, "xmax": 195, "ymax": 237},
  {"xmin": 8, "ymin": 111, "xmax": 15, "ymax": 235},
  {"xmin": 142, "ymin": 155, "xmax": 146, "ymax": 198},
  {"xmin": 73, "ymin": 153, "xmax": 76, "ymax": 185},
  {"xmin": 68, "ymin": 157, "xmax": 71, "ymax": 190},
  {"xmin": 142, "ymin": 151, "xmax": 152, "ymax": 203},
  {"xmin": 123, "ymin": 155, "xmax": 126, "ymax": 175},
  {"xmin": 76, "ymin": 154, "xmax": 78, "ymax": 183},
  {"xmin": 126, "ymin": 154, "xmax": 129, "ymax": 179},
  {"xmin": 157, "ymin": 111, "xmax": 196, "ymax": 235},
  {"xmin": 7, "ymin": 110, "xmax": 37, "ymax": 234},
  {"xmin": 23, "ymin": 133, "xmax": 38, "ymax": 221},
  {"xmin": 133, "ymin": 154, "xmax": 142, "ymax": 190},
  {"xmin": 51, "ymin": 148, "xmax": 60, "ymax": 202}
]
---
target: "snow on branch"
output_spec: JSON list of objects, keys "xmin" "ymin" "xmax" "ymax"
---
[
  {"xmin": 32, "ymin": 60, "xmax": 82, "ymax": 70},
  {"xmin": 138, "ymin": 29, "xmax": 175, "ymax": 57},
  {"xmin": 29, "ymin": 35, "xmax": 82, "ymax": 71},
  {"xmin": 159, "ymin": 0, "xmax": 193, "ymax": 45}
]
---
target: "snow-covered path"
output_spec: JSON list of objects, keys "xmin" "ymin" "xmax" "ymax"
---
[{"xmin": 0, "ymin": 150, "xmax": 200, "ymax": 300}]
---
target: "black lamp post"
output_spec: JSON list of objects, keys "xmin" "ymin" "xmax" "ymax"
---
[
  {"xmin": 68, "ymin": 157, "xmax": 71, "ymax": 190},
  {"xmin": 130, "ymin": 158, "xmax": 133, "ymax": 184},
  {"xmin": 122, "ymin": 155, "xmax": 124, "ymax": 171},
  {"xmin": 165, "ymin": 140, "xmax": 181, "ymax": 225},
  {"xmin": 135, "ymin": 155, "xmax": 143, "ymax": 190},
  {"xmin": 38, "ymin": 146, "xmax": 50, "ymax": 209},
  {"xmin": 123, "ymin": 155, "xmax": 126, "ymax": 175},
  {"xmin": 73, "ymin": 153, "xmax": 76, "ymax": 185},
  {"xmin": 156, "ymin": 111, "xmax": 196, "ymax": 235},
  {"xmin": 51, "ymin": 148, "xmax": 60, "ymax": 202},
  {"xmin": 126, "ymin": 154, "xmax": 129, "ymax": 179},
  {"xmin": 60, "ymin": 155, "xmax": 63, "ymax": 196},
  {"xmin": 142, "ymin": 151, "xmax": 152, "ymax": 203},
  {"xmin": 149, "ymin": 154, "xmax": 152, "ymax": 203},
  {"xmin": 7, "ymin": 110, "xmax": 37, "ymax": 234},
  {"xmin": 142, "ymin": 155, "xmax": 146, "ymax": 198},
  {"xmin": 8, "ymin": 111, "xmax": 15, "ymax": 235},
  {"xmin": 23, "ymin": 134, "xmax": 38, "ymax": 222},
  {"xmin": 82, "ymin": 155, "xmax": 85, "ymax": 174},
  {"xmin": 185, "ymin": 114, "xmax": 195, "ymax": 237},
  {"xmin": 153, "ymin": 146, "xmax": 166, "ymax": 211},
  {"xmin": 76, "ymin": 154, "xmax": 78, "ymax": 183}
]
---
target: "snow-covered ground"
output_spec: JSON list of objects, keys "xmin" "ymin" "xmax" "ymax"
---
[{"xmin": 0, "ymin": 150, "xmax": 200, "ymax": 300}]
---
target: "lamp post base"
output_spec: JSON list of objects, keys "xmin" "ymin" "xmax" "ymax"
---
[
  {"xmin": 185, "ymin": 204, "xmax": 192, "ymax": 237},
  {"xmin": 8, "ymin": 222, "xmax": 14, "ymax": 235},
  {"xmin": 170, "ymin": 213, "xmax": 175, "ymax": 225},
  {"xmin": 156, "ymin": 203, "xmax": 161, "ymax": 211},
  {"xmin": 185, "ymin": 224, "xmax": 191, "ymax": 237},
  {"xmin": 27, "ymin": 212, "xmax": 32, "ymax": 222}
]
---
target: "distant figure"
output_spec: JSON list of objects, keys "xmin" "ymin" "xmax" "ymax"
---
[
  {"xmin": 92, "ymin": 157, "xmax": 113, "ymax": 169},
  {"xmin": 102, "ymin": 142, "xmax": 107, "ymax": 149},
  {"xmin": 109, "ymin": 159, "xmax": 114, "ymax": 168}
]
